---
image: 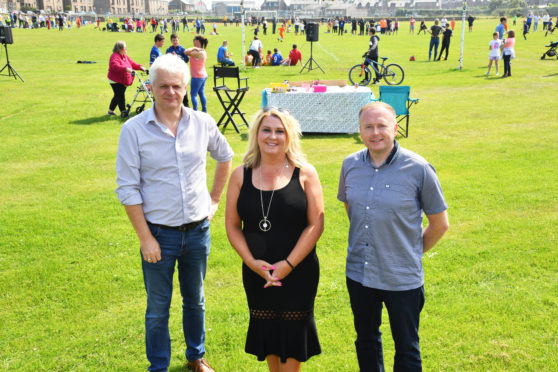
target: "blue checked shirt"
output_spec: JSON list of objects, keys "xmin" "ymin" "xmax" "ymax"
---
[{"xmin": 338, "ymin": 141, "xmax": 448, "ymax": 291}]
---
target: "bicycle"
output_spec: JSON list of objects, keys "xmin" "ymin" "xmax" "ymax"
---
[{"xmin": 348, "ymin": 56, "xmax": 405, "ymax": 86}]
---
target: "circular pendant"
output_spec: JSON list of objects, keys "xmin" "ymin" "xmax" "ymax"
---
[{"xmin": 259, "ymin": 218, "xmax": 271, "ymax": 232}]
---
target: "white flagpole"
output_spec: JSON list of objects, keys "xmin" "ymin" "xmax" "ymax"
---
[
  {"xmin": 241, "ymin": 0, "xmax": 246, "ymax": 69},
  {"xmin": 458, "ymin": 1, "xmax": 467, "ymax": 70}
]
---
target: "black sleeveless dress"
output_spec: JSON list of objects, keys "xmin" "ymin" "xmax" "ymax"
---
[{"xmin": 237, "ymin": 167, "xmax": 321, "ymax": 363}]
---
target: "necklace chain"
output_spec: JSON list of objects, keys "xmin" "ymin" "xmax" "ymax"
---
[{"xmin": 258, "ymin": 160, "xmax": 288, "ymax": 232}]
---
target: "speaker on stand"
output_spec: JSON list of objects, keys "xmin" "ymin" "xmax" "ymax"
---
[
  {"xmin": 300, "ymin": 23, "xmax": 324, "ymax": 74},
  {"xmin": 0, "ymin": 26, "xmax": 24, "ymax": 82}
]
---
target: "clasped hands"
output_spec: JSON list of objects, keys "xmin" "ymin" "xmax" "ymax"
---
[{"xmin": 250, "ymin": 259, "xmax": 292, "ymax": 288}]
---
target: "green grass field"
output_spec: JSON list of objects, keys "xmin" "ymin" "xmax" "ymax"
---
[{"xmin": 0, "ymin": 18, "xmax": 557, "ymax": 371}]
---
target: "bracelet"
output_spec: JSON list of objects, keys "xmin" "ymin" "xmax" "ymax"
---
[{"xmin": 285, "ymin": 258, "xmax": 295, "ymax": 270}]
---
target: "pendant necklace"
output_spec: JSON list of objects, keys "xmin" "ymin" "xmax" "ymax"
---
[{"xmin": 258, "ymin": 160, "xmax": 288, "ymax": 232}]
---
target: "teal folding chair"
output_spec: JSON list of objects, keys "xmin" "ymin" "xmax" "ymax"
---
[{"xmin": 372, "ymin": 85, "xmax": 419, "ymax": 138}]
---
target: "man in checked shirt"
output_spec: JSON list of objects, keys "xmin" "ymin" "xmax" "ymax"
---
[{"xmin": 338, "ymin": 102, "xmax": 449, "ymax": 372}]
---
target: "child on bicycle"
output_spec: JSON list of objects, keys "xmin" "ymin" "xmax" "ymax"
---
[{"xmin": 363, "ymin": 28, "xmax": 381, "ymax": 84}]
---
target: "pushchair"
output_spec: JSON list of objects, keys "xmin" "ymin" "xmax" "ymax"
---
[
  {"xmin": 107, "ymin": 22, "xmax": 119, "ymax": 32},
  {"xmin": 126, "ymin": 70, "xmax": 153, "ymax": 116},
  {"xmin": 541, "ymin": 40, "xmax": 558, "ymax": 59}
]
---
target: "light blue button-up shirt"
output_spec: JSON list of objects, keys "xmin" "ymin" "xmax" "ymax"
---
[
  {"xmin": 338, "ymin": 142, "xmax": 448, "ymax": 291},
  {"xmin": 116, "ymin": 106, "xmax": 234, "ymax": 226}
]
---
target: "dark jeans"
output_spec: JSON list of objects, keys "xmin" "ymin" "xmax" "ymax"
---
[
  {"xmin": 109, "ymin": 83, "xmax": 127, "ymax": 113},
  {"xmin": 248, "ymin": 50, "xmax": 260, "ymax": 66},
  {"xmin": 347, "ymin": 277, "xmax": 425, "ymax": 372},
  {"xmin": 503, "ymin": 54, "xmax": 512, "ymax": 76},
  {"xmin": 365, "ymin": 56, "xmax": 380, "ymax": 82},
  {"xmin": 438, "ymin": 41, "xmax": 450, "ymax": 60},
  {"xmin": 429, "ymin": 38, "xmax": 440, "ymax": 60}
]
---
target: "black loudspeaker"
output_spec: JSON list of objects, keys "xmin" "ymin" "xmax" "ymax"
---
[
  {"xmin": 306, "ymin": 23, "xmax": 319, "ymax": 42},
  {"xmin": 0, "ymin": 26, "xmax": 13, "ymax": 44}
]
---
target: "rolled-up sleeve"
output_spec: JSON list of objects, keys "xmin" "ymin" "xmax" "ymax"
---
[
  {"xmin": 115, "ymin": 124, "xmax": 143, "ymax": 205},
  {"xmin": 206, "ymin": 116, "xmax": 234, "ymax": 162}
]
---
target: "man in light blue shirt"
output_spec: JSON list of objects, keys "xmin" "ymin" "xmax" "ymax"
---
[
  {"xmin": 116, "ymin": 54, "xmax": 232, "ymax": 372},
  {"xmin": 495, "ymin": 17, "xmax": 507, "ymax": 39},
  {"xmin": 338, "ymin": 102, "xmax": 449, "ymax": 372}
]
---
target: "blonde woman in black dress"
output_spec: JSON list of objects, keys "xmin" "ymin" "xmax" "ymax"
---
[{"xmin": 225, "ymin": 107, "xmax": 324, "ymax": 372}]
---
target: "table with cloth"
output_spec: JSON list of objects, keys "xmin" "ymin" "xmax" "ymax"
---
[{"xmin": 261, "ymin": 86, "xmax": 374, "ymax": 133}]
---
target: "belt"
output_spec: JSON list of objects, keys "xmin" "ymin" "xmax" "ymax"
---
[{"xmin": 147, "ymin": 218, "xmax": 207, "ymax": 232}]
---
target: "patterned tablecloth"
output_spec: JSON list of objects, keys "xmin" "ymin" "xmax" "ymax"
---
[{"xmin": 261, "ymin": 86, "xmax": 374, "ymax": 133}]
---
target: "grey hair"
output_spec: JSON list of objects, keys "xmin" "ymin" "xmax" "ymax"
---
[
  {"xmin": 112, "ymin": 41, "xmax": 126, "ymax": 54},
  {"xmin": 149, "ymin": 53, "xmax": 190, "ymax": 87}
]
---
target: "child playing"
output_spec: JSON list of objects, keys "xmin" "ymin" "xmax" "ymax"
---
[
  {"xmin": 522, "ymin": 20, "xmax": 528, "ymax": 40},
  {"xmin": 278, "ymin": 24, "xmax": 285, "ymax": 42},
  {"xmin": 501, "ymin": 30, "xmax": 516, "ymax": 77},
  {"xmin": 486, "ymin": 32, "xmax": 502, "ymax": 76}
]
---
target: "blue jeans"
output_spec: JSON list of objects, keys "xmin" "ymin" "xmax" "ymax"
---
[
  {"xmin": 190, "ymin": 77, "xmax": 207, "ymax": 112},
  {"xmin": 218, "ymin": 58, "xmax": 235, "ymax": 66},
  {"xmin": 142, "ymin": 219, "xmax": 211, "ymax": 372},
  {"xmin": 429, "ymin": 38, "xmax": 440, "ymax": 60},
  {"xmin": 347, "ymin": 277, "xmax": 425, "ymax": 372}
]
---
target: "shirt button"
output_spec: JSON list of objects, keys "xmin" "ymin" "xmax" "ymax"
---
[
  {"xmin": 365, "ymin": 261, "xmax": 368, "ymax": 265},
  {"xmin": 375, "ymin": 169, "xmax": 379, "ymax": 172},
  {"xmin": 365, "ymin": 225, "xmax": 369, "ymax": 229},
  {"xmin": 370, "ymin": 187, "xmax": 374, "ymax": 191},
  {"xmin": 366, "ymin": 206, "xmax": 370, "ymax": 210}
]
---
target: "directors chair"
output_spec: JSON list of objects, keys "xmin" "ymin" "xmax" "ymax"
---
[
  {"xmin": 213, "ymin": 66, "xmax": 250, "ymax": 133},
  {"xmin": 372, "ymin": 85, "xmax": 419, "ymax": 138}
]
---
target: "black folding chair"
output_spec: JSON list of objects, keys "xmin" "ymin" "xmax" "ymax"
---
[{"xmin": 212, "ymin": 66, "xmax": 249, "ymax": 133}]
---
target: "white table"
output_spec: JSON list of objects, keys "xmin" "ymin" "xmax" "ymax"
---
[{"xmin": 261, "ymin": 86, "xmax": 374, "ymax": 133}]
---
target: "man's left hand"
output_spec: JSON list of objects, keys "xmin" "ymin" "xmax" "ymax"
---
[{"xmin": 208, "ymin": 199, "xmax": 219, "ymax": 221}]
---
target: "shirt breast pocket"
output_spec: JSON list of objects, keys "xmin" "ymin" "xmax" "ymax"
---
[{"xmin": 379, "ymin": 183, "xmax": 418, "ymax": 212}]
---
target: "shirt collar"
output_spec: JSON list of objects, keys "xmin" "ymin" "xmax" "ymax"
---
[
  {"xmin": 362, "ymin": 140, "xmax": 400, "ymax": 167},
  {"xmin": 145, "ymin": 106, "xmax": 189, "ymax": 136}
]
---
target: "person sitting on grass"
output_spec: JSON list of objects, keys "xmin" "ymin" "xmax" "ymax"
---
[
  {"xmin": 272, "ymin": 48, "xmax": 283, "ymax": 66},
  {"xmin": 283, "ymin": 44, "xmax": 302, "ymax": 66},
  {"xmin": 263, "ymin": 50, "xmax": 273, "ymax": 66},
  {"xmin": 217, "ymin": 40, "xmax": 235, "ymax": 66}
]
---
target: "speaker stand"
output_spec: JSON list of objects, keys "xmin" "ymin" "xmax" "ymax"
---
[
  {"xmin": 0, "ymin": 43, "xmax": 24, "ymax": 82},
  {"xmin": 299, "ymin": 41, "xmax": 324, "ymax": 74}
]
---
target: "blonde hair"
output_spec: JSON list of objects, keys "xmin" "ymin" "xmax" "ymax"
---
[{"xmin": 242, "ymin": 107, "xmax": 306, "ymax": 169}]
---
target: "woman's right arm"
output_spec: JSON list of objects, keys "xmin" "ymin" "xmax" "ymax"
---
[
  {"xmin": 225, "ymin": 166, "xmax": 279, "ymax": 286},
  {"xmin": 185, "ymin": 47, "xmax": 205, "ymax": 59}
]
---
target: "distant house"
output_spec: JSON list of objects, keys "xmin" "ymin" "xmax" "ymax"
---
[
  {"xmin": 211, "ymin": 0, "xmax": 262, "ymax": 16},
  {"xmin": 260, "ymin": 0, "xmax": 288, "ymax": 12},
  {"xmin": 168, "ymin": 0, "xmax": 193, "ymax": 13}
]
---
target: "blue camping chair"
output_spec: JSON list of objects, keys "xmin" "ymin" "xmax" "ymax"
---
[{"xmin": 372, "ymin": 86, "xmax": 419, "ymax": 138}]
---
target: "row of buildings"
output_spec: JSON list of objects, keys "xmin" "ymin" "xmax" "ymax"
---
[
  {"xmin": 0, "ymin": 0, "xmax": 198, "ymax": 16},
  {"xmin": 2, "ymin": 0, "xmax": 549, "ymax": 18},
  {"xmin": 213, "ymin": 0, "xmax": 490, "ymax": 18}
]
